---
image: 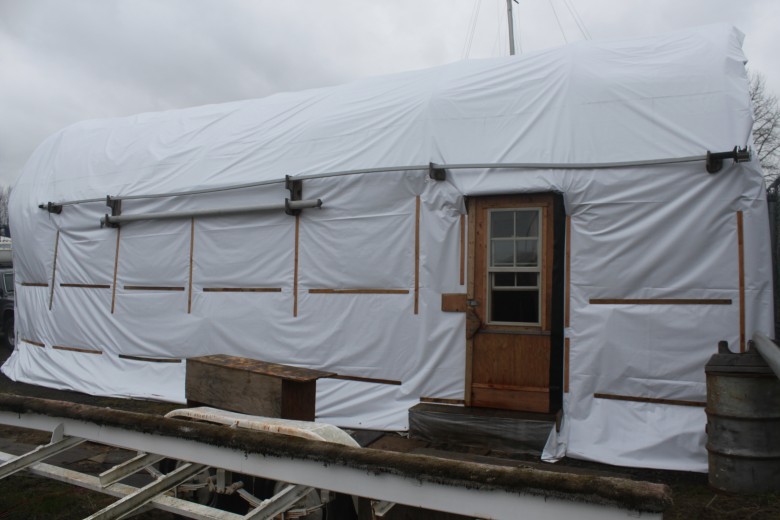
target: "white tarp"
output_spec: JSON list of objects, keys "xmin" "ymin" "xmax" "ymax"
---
[{"xmin": 4, "ymin": 24, "xmax": 773, "ymax": 472}]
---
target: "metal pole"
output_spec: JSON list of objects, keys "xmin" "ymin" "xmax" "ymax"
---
[{"xmin": 506, "ymin": 0, "xmax": 516, "ymax": 55}]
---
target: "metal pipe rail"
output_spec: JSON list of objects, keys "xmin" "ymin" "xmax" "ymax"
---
[
  {"xmin": 752, "ymin": 333, "xmax": 780, "ymax": 380},
  {"xmin": 0, "ymin": 394, "xmax": 671, "ymax": 520}
]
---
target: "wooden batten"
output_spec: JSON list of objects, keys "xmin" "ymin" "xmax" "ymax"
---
[
  {"xmin": 441, "ymin": 293, "xmax": 468, "ymax": 312},
  {"xmin": 737, "ymin": 211, "xmax": 746, "ymax": 352},
  {"xmin": 123, "ymin": 286, "xmax": 186, "ymax": 291},
  {"xmin": 564, "ymin": 216, "xmax": 571, "ymax": 328},
  {"xmin": 328, "ymin": 374, "xmax": 402, "ymax": 386},
  {"xmin": 21, "ymin": 339, "xmax": 45, "ymax": 348},
  {"xmin": 464, "ymin": 198, "xmax": 477, "ymax": 407},
  {"xmin": 564, "ymin": 338, "xmax": 570, "ymax": 394},
  {"xmin": 414, "ymin": 195, "xmax": 421, "ymax": 315},
  {"xmin": 60, "ymin": 283, "xmax": 111, "ymax": 289},
  {"xmin": 308, "ymin": 288, "xmax": 409, "ymax": 295},
  {"xmin": 48, "ymin": 230, "xmax": 61, "ymax": 310},
  {"xmin": 52, "ymin": 345, "xmax": 103, "ymax": 355},
  {"xmin": 187, "ymin": 218, "xmax": 195, "ymax": 314},
  {"xmin": 21, "ymin": 282, "xmax": 49, "ymax": 287},
  {"xmin": 119, "ymin": 354, "xmax": 182, "ymax": 363},
  {"xmin": 111, "ymin": 227, "xmax": 121, "ymax": 314},
  {"xmin": 590, "ymin": 298, "xmax": 732, "ymax": 305},
  {"xmin": 459, "ymin": 213, "xmax": 465, "ymax": 286},
  {"xmin": 419, "ymin": 396, "xmax": 466, "ymax": 405},
  {"xmin": 594, "ymin": 392, "xmax": 705, "ymax": 408},
  {"xmin": 202, "ymin": 287, "xmax": 282, "ymax": 293},
  {"xmin": 294, "ymin": 214, "xmax": 300, "ymax": 318}
]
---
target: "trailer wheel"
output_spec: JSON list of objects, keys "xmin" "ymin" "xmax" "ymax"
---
[{"xmin": 2, "ymin": 314, "xmax": 13, "ymax": 350}]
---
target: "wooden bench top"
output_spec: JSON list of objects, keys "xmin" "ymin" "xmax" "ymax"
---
[{"xmin": 187, "ymin": 354, "xmax": 336, "ymax": 383}]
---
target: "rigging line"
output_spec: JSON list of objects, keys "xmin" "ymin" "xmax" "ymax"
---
[
  {"xmin": 548, "ymin": 0, "xmax": 568, "ymax": 44},
  {"xmin": 562, "ymin": 0, "xmax": 591, "ymax": 39},
  {"xmin": 462, "ymin": 0, "xmax": 483, "ymax": 59}
]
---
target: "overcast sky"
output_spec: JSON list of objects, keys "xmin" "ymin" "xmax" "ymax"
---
[{"xmin": 1, "ymin": 0, "xmax": 778, "ymax": 188}]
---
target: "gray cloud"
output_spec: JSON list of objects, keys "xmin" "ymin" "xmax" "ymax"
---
[{"xmin": 2, "ymin": 0, "xmax": 778, "ymax": 187}]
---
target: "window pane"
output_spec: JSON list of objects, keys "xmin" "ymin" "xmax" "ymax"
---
[
  {"xmin": 491, "ymin": 211, "xmax": 514, "ymax": 238},
  {"xmin": 3, "ymin": 273, "xmax": 12, "ymax": 293},
  {"xmin": 515, "ymin": 211, "xmax": 538, "ymax": 238},
  {"xmin": 493, "ymin": 272, "xmax": 515, "ymax": 287},
  {"xmin": 491, "ymin": 240, "xmax": 514, "ymax": 266},
  {"xmin": 515, "ymin": 240, "xmax": 538, "ymax": 266},
  {"xmin": 490, "ymin": 290, "xmax": 539, "ymax": 323},
  {"xmin": 515, "ymin": 272, "xmax": 538, "ymax": 287}
]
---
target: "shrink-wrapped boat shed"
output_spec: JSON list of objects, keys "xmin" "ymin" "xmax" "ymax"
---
[{"xmin": 3, "ymin": 24, "xmax": 773, "ymax": 472}]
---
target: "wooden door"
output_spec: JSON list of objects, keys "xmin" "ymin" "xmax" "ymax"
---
[{"xmin": 467, "ymin": 194, "xmax": 557, "ymax": 413}]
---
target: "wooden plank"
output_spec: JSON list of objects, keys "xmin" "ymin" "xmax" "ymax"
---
[
  {"xmin": 52, "ymin": 345, "xmax": 103, "ymax": 355},
  {"xmin": 414, "ymin": 195, "xmax": 421, "ymax": 315},
  {"xmin": 465, "ymin": 198, "xmax": 477, "ymax": 406},
  {"xmin": 564, "ymin": 216, "xmax": 571, "ymax": 328},
  {"xmin": 21, "ymin": 283, "xmax": 49, "ymax": 287},
  {"xmin": 589, "ymin": 298, "xmax": 732, "ymax": 305},
  {"xmin": 294, "ymin": 214, "xmax": 300, "ymax": 318},
  {"xmin": 48, "ymin": 230, "xmax": 60, "ymax": 310},
  {"xmin": 188, "ymin": 355, "xmax": 336, "ymax": 382},
  {"xmin": 111, "ymin": 227, "xmax": 121, "ymax": 314},
  {"xmin": 187, "ymin": 218, "xmax": 195, "ymax": 314},
  {"xmin": 308, "ymin": 288, "xmax": 409, "ymax": 294},
  {"xmin": 202, "ymin": 287, "xmax": 282, "ymax": 293},
  {"xmin": 472, "ymin": 333, "xmax": 551, "ymax": 389},
  {"xmin": 118, "ymin": 355, "xmax": 182, "ymax": 363},
  {"xmin": 594, "ymin": 393, "xmax": 705, "ymax": 408},
  {"xmin": 441, "ymin": 293, "xmax": 468, "ymax": 312},
  {"xmin": 60, "ymin": 284, "xmax": 111, "ymax": 289},
  {"xmin": 471, "ymin": 385, "xmax": 549, "ymax": 413},
  {"xmin": 123, "ymin": 286, "xmax": 185, "ymax": 292},
  {"xmin": 459, "ymin": 214, "xmax": 465, "ymax": 286},
  {"xmin": 419, "ymin": 397, "xmax": 466, "ymax": 405},
  {"xmin": 21, "ymin": 339, "xmax": 45, "ymax": 348},
  {"xmin": 328, "ymin": 374, "xmax": 402, "ymax": 386},
  {"xmin": 564, "ymin": 338, "xmax": 570, "ymax": 394},
  {"xmin": 737, "ymin": 211, "xmax": 746, "ymax": 352}
]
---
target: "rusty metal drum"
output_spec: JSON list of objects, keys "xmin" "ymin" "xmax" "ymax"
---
[{"xmin": 705, "ymin": 341, "xmax": 780, "ymax": 493}]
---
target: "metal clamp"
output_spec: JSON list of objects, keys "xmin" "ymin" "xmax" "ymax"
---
[{"xmin": 706, "ymin": 146, "xmax": 751, "ymax": 174}]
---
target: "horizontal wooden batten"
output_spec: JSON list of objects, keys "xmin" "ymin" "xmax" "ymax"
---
[
  {"xmin": 441, "ymin": 293, "xmax": 468, "ymax": 313},
  {"xmin": 594, "ymin": 392, "xmax": 705, "ymax": 408},
  {"xmin": 60, "ymin": 283, "xmax": 111, "ymax": 289},
  {"xmin": 589, "ymin": 298, "xmax": 732, "ymax": 305},
  {"xmin": 419, "ymin": 396, "xmax": 465, "ymax": 406},
  {"xmin": 21, "ymin": 339, "xmax": 45, "ymax": 348},
  {"xmin": 119, "ymin": 354, "xmax": 182, "ymax": 364},
  {"xmin": 328, "ymin": 374, "xmax": 402, "ymax": 386},
  {"xmin": 308, "ymin": 289, "xmax": 410, "ymax": 295},
  {"xmin": 21, "ymin": 283, "xmax": 49, "ymax": 287},
  {"xmin": 52, "ymin": 345, "xmax": 103, "ymax": 355},
  {"xmin": 471, "ymin": 383, "xmax": 549, "ymax": 393},
  {"xmin": 123, "ymin": 286, "xmax": 186, "ymax": 292},
  {"xmin": 202, "ymin": 287, "xmax": 282, "ymax": 293}
]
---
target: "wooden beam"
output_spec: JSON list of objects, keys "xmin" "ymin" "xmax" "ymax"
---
[
  {"xmin": 737, "ymin": 210, "xmax": 746, "ymax": 352},
  {"xmin": 464, "ymin": 198, "xmax": 477, "ymax": 407},
  {"xmin": 589, "ymin": 299, "xmax": 732, "ymax": 305},
  {"xmin": 459, "ymin": 214, "xmax": 465, "ymax": 286},
  {"xmin": 594, "ymin": 393, "xmax": 705, "ymax": 408},
  {"xmin": 48, "ymin": 230, "xmax": 60, "ymax": 311}
]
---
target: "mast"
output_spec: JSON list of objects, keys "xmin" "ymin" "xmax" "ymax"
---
[{"xmin": 506, "ymin": 0, "xmax": 518, "ymax": 55}]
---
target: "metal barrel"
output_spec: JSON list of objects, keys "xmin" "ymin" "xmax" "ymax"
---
[{"xmin": 705, "ymin": 341, "xmax": 780, "ymax": 493}]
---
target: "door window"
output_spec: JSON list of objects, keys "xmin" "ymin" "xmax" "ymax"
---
[{"xmin": 487, "ymin": 209, "xmax": 541, "ymax": 325}]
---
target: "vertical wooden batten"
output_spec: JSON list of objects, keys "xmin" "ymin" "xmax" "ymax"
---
[
  {"xmin": 293, "ymin": 214, "xmax": 300, "ymax": 317},
  {"xmin": 48, "ymin": 230, "xmax": 61, "ymax": 310},
  {"xmin": 464, "ymin": 199, "xmax": 477, "ymax": 406},
  {"xmin": 111, "ymin": 227, "xmax": 121, "ymax": 314},
  {"xmin": 565, "ymin": 216, "xmax": 571, "ymax": 329},
  {"xmin": 564, "ymin": 338, "xmax": 570, "ymax": 393},
  {"xmin": 737, "ymin": 211, "xmax": 746, "ymax": 352},
  {"xmin": 187, "ymin": 218, "xmax": 195, "ymax": 314},
  {"xmin": 414, "ymin": 195, "xmax": 421, "ymax": 315},
  {"xmin": 459, "ymin": 213, "xmax": 465, "ymax": 286}
]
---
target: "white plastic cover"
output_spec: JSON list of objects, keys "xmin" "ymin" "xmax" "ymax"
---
[{"xmin": 4, "ymin": 24, "xmax": 773, "ymax": 472}]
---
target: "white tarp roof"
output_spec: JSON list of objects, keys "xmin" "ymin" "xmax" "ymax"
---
[{"xmin": 4, "ymin": 24, "xmax": 773, "ymax": 472}]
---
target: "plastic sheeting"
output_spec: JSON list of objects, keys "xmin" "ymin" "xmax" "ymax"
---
[{"xmin": 4, "ymin": 24, "xmax": 773, "ymax": 472}]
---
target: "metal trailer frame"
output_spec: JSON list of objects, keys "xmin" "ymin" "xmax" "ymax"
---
[{"xmin": 0, "ymin": 395, "xmax": 670, "ymax": 519}]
